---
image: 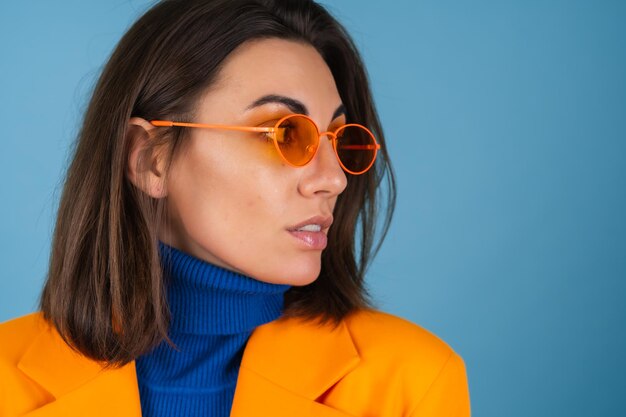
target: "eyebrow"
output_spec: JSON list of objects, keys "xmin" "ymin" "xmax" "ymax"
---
[{"xmin": 246, "ymin": 94, "xmax": 346, "ymax": 121}]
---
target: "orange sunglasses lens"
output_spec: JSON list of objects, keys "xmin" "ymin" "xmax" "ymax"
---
[
  {"xmin": 335, "ymin": 125, "xmax": 378, "ymax": 174},
  {"xmin": 273, "ymin": 115, "xmax": 319, "ymax": 166}
]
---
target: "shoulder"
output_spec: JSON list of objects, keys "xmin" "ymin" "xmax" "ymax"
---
[
  {"xmin": 342, "ymin": 309, "xmax": 470, "ymax": 416},
  {"xmin": 254, "ymin": 309, "xmax": 470, "ymax": 415},
  {"xmin": 0, "ymin": 312, "xmax": 50, "ymax": 362},
  {"xmin": 343, "ymin": 308, "xmax": 466, "ymax": 383},
  {"xmin": 344, "ymin": 309, "xmax": 454, "ymax": 351},
  {"xmin": 0, "ymin": 313, "xmax": 57, "ymax": 414},
  {"xmin": 344, "ymin": 308, "xmax": 459, "ymax": 363},
  {"xmin": 0, "ymin": 314, "xmax": 141, "ymax": 416},
  {"xmin": 262, "ymin": 307, "xmax": 466, "ymax": 379}
]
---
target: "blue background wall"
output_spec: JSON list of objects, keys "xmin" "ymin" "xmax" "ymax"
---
[{"xmin": 1, "ymin": 1, "xmax": 624, "ymax": 415}]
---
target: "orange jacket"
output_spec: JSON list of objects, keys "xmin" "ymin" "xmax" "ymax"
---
[{"xmin": 0, "ymin": 309, "xmax": 470, "ymax": 416}]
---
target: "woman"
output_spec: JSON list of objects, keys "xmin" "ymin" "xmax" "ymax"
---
[{"xmin": 0, "ymin": 0, "xmax": 470, "ymax": 415}]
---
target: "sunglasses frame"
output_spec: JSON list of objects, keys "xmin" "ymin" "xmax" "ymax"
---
[{"xmin": 150, "ymin": 113, "xmax": 380, "ymax": 175}]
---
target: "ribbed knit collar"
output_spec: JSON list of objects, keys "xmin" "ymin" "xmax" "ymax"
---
[
  {"xmin": 135, "ymin": 243, "xmax": 291, "ymax": 416},
  {"xmin": 158, "ymin": 241, "xmax": 291, "ymax": 335}
]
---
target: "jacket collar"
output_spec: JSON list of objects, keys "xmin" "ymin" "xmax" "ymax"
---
[
  {"xmin": 17, "ymin": 313, "xmax": 360, "ymax": 417},
  {"xmin": 17, "ymin": 319, "xmax": 142, "ymax": 416},
  {"xmin": 238, "ymin": 314, "xmax": 360, "ymax": 399},
  {"xmin": 231, "ymin": 314, "xmax": 361, "ymax": 417}
]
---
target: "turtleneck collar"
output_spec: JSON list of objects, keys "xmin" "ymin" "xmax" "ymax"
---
[
  {"xmin": 158, "ymin": 240, "xmax": 291, "ymax": 335},
  {"xmin": 135, "ymin": 242, "xmax": 291, "ymax": 417}
]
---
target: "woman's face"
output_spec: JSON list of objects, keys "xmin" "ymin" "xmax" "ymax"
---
[{"xmin": 161, "ymin": 38, "xmax": 348, "ymax": 285}]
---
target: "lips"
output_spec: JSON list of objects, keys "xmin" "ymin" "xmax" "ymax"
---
[
  {"xmin": 287, "ymin": 215, "xmax": 333, "ymax": 250},
  {"xmin": 287, "ymin": 215, "xmax": 333, "ymax": 233}
]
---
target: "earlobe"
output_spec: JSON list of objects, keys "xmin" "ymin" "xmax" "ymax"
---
[{"xmin": 126, "ymin": 117, "xmax": 168, "ymax": 198}]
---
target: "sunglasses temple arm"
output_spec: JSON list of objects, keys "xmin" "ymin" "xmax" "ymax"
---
[
  {"xmin": 150, "ymin": 120, "xmax": 273, "ymax": 134},
  {"xmin": 337, "ymin": 144, "xmax": 381, "ymax": 150}
]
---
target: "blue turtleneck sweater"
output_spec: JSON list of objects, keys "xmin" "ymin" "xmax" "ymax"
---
[{"xmin": 135, "ymin": 242, "xmax": 291, "ymax": 417}]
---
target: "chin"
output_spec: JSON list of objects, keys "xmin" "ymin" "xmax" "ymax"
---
[
  {"xmin": 286, "ymin": 272, "xmax": 320, "ymax": 287},
  {"xmin": 263, "ymin": 260, "xmax": 321, "ymax": 286}
]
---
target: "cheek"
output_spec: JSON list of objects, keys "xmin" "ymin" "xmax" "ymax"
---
[
  {"xmin": 164, "ymin": 138, "xmax": 323, "ymax": 285},
  {"xmin": 166, "ymin": 141, "xmax": 290, "ymax": 246},
  {"xmin": 175, "ymin": 156, "xmax": 279, "ymax": 230}
]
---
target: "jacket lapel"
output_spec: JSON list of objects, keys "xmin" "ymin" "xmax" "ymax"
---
[
  {"xmin": 16, "ymin": 314, "xmax": 360, "ymax": 416},
  {"xmin": 231, "ymin": 315, "xmax": 361, "ymax": 416},
  {"xmin": 17, "ymin": 322, "xmax": 142, "ymax": 417}
]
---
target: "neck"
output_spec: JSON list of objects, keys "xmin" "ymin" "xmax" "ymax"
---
[
  {"xmin": 135, "ymin": 241, "xmax": 291, "ymax": 417},
  {"xmin": 159, "ymin": 241, "xmax": 291, "ymax": 335}
]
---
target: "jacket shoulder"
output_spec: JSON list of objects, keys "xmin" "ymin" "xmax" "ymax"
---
[
  {"xmin": 0, "ymin": 312, "xmax": 49, "ymax": 362},
  {"xmin": 344, "ymin": 308, "xmax": 459, "ymax": 362},
  {"xmin": 342, "ymin": 309, "xmax": 470, "ymax": 416},
  {"xmin": 0, "ymin": 313, "xmax": 142, "ymax": 416},
  {"xmin": 0, "ymin": 313, "xmax": 57, "ymax": 415}
]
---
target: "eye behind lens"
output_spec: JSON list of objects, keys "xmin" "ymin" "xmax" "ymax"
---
[{"xmin": 276, "ymin": 115, "xmax": 318, "ymax": 166}]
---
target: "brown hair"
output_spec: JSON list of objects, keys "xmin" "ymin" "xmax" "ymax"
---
[{"xmin": 41, "ymin": 0, "xmax": 396, "ymax": 365}]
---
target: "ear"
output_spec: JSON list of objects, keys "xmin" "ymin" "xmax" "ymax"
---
[{"xmin": 126, "ymin": 117, "xmax": 168, "ymax": 198}]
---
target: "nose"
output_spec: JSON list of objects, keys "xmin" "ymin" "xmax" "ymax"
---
[{"xmin": 297, "ymin": 132, "xmax": 348, "ymax": 198}]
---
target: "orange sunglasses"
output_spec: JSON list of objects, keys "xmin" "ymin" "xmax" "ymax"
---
[{"xmin": 150, "ymin": 113, "xmax": 380, "ymax": 175}]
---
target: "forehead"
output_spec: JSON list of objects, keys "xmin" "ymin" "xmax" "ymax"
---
[{"xmin": 202, "ymin": 38, "xmax": 342, "ymax": 115}]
